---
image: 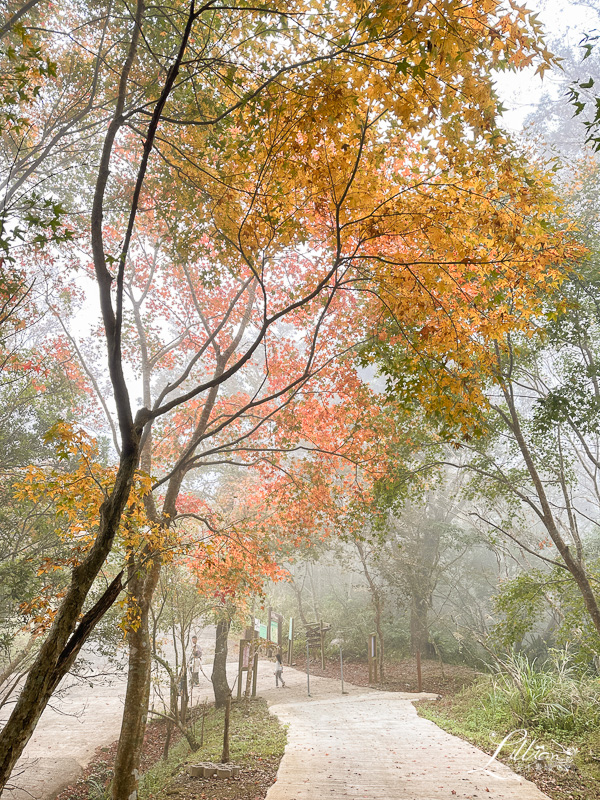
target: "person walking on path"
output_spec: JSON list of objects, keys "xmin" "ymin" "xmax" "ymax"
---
[
  {"xmin": 189, "ymin": 635, "xmax": 202, "ymax": 687},
  {"xmin": 274, "ymin": 653, "xmax": 286, "ymax": 688}
]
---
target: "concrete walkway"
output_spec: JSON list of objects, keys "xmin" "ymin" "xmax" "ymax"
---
[
  {"xmin": 0, "ymin": 631, "xmax": 219, "ymax": 800},
  {"xmin": 1, "ymin": 651, "xmax": 550, "ymax": 800},
  {"xmin": 1, "ymin": 658, "xmax": 127, "ymax": 800},
  {"xmin": 260, "ymin": 665, "xmax": 550, "ymax": 800}
]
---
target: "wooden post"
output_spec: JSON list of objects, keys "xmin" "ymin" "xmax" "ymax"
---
[
  {"xmin": 243, "ymin": 639, "xmax": 255, "ymax": 705},
  {"xmin": 340, "ymin": 644, "xmax": 347, "ymax": 695},
  {"xmin": 252, "ymin": 651, "xmax": 259, "ymax": 697},
  {"xmin": 306, "ymin": 640, "xmax": 311, "ymax": 696},
  {"xmin": 221, "ymin": 693, "xmax": 231, "ymax": 763},
  {"xmin": 416, "ymin": 649, "xmax": 422, "ymax": 692},
  {"xmin": 236, "ymin": 639, "xmax": 246, "ymax": 701},
  {"xmin": 373, "ymin": 634, "xmax": 378, "ymax": 682},
  {"xmin": 319, "ymin": 620, "xmax": 325, "ymax": 670},
  {"xmin": 368, "ymin": 633, "xmax": 377, "ymax": 683},
  {"xmin": 277, "ymin": 613, "xmax": 283, "ymax": 649}
]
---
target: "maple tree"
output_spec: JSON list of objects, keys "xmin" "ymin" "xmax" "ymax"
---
[
  {"xmin": 96, "ymin": 226, "xmax": 387, "ymax": 798},
  {"xmin": 372, "ymin": 161, "xmax": 600, "ymax": 648},
  {"xmin": 0, "ymin": 0, "xmax": 579, "ymax": 794},
  {"xmin": 568, "ymin": 34, "xmax": 600, "ymax": 151},
  {"xmin": 190, "ymin": 508, "xmax": 288, "ymax": 706}
]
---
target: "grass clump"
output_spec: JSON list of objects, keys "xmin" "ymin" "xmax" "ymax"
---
[
  {"xmin": 486, "ymin": 649, "xmax": 600, "ymax": 735},
  {"xmin": 188, "ymin": 699, "xmax": 287, "ymax": 765},
  {"xmin": 139, "ymin": 736, "xmax": 190, "ymax": 799},
  {"xmin": 420, "ymin": 648, "xmax": 600, "ymax": 745}
]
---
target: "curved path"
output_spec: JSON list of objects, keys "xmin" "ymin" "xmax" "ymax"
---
[
  {"xmin": 0, "ymin": 657, "xmax": 127, "ymax": 800},
  {"xmin": 261, "ymin": 666, "xmax": 550, "ymax": 800},
  {"xmin": 1, "ymin": 650, "xmax": 549, "ymax": 800}
]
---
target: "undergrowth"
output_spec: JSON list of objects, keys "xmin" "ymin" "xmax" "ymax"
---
[
  {"xmin": 418, "ymin": 648, "xmax": 600, "ymax": 800},
  {"xmin": 75, "ymin": 699, "xmax": 286, "ymax": 800},
  {"xmin": 142, "ymin": 699, "xmax": 286, "ymax": 799}
]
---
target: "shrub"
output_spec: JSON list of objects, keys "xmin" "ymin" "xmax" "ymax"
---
[{"xmin": 486, "ymin": 648, "xmax": 600, "ymax": 734}]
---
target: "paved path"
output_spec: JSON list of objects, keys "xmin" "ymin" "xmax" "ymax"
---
[
  {"xmin": 260, "ymin": 666, "xmax": 550, "ymax": 800},
  {"xmin": 1, "ymin": 630, "xmax": 218, "ymax": 800},
  {"xmin": 1, "ymin": 657, "xmax": 127, "ymax": 800},
  {"xmin": 1, "ymin": 649, "xmax": 550, "ymax": 800}
]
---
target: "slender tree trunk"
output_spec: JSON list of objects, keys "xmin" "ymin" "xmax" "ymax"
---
[
  {"xmin": 374, "ymin": 595, "xmax": 385, "ymax": 681},
  {"xmin": 0, "ymin": 637, "xmax": 35, "ymax": 688},
  {"xmin": 410, "ymin": 594, "xmax": 429, "ymax": 656},
  {"xmin": 211, "ymin": 617, "xmax": 231, "ymax": 709},
  {"xmin": 356, "ymin": 540, "xmax": 385, "ymax": 680},
  {"xmin": 307, "ymin": 564, "xmax": 319, "ymax": 622},
  {"xmin": 500, "ymin": 382, "xmax": 600, "ymax": 636},
  {"xmin": 0, "ymin": 489, "xmax": 130, "ymax": 791},
  {"xmin": 290, "ymin": 575, "xmax": 309, "ymax": 627},
  {"xmin": 111, "ymin": 556, "xmax": 161, "ymax": 800}
]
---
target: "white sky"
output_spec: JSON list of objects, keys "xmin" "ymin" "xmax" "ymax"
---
[{"xmin": 494, "ymin": 0, "xmax": 600, "ymax": 132}]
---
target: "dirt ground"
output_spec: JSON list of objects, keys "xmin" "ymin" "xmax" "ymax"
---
[{"xmin": 297, "ymin": 654, "xmax": 478, "ymax": 696}]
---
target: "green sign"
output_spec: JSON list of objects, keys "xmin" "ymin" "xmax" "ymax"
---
[
  {"xmin": 259, "ymin": 623, "xmax": 268, "ymax": 639},
  {"xmin": 270, "ymin": 620, "xmax": 278, "ymax": 641}
]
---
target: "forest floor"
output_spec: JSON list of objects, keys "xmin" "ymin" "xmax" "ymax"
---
[
  {"xmin": 55, "ymin": 699, "xmax": 286, "ymax": 800},
  {"xmin": 299, "ymin": 653, "xmax": 478, "ymax": 696},
  {"xmin": 54, "ymin": 717, "xmax": 183, "ymax": 800}
]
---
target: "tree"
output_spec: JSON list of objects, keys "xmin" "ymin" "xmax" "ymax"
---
[
  {"xmin": 374, "ymin": 465, "xmax": 486, "ymax": 663},
  {"xmin": 148, "ymin": 564, "xmax": 210, "ymax": 755},
  {"xmin": 373, "ymin": 162, "xmax": 600, "ymax": 648},
  {"xmin": 0, "ymin": 0, "xmax": 574, "ymax": 793},
  {"xmin": 568, "ymin": 32, "xmax": 600, "ymax": 152}
]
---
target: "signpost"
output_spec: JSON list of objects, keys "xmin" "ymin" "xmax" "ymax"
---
[
  {"xmin": 265, "ymin": 607, "xmax": 284, "ymax": 656},
  {"xmin": 287, "ymin": 617, "xmax": 294, "ymax": 665},
  {"xmin": 305, "ymin": 621, "xmax": 331, "ymax": 671},
  {"xmin": 237, "ymin": 638, "xmax": 257, "ymax": 700}
]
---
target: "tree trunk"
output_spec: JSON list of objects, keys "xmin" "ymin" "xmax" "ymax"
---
[
  {"xmin": 0, "ymin": 564, "xmax": 126, "ymax": 790},
  {"xmin": 290, "ymin": 575, "xmax": 309, "ymax": 627},
  {"xmin": 211, "ymin": 617, "xmax": 231, "ymax": 709},
  {"xmin": 0, "ymin": 636, "xmax": 35, "ymax": 689},
  {"xmin": 501, "ymin": 383, "xmax": 600, "ymax": 637},
  {"xmin": 410, "ymin": 594, "xmax": 430, "ymax": 656},
  {"xmin": 111, "ymin": 556, "xmax": 161, "ymax": 800},
  {"xmin": 374, "ymin": 594, "xmax": 385, "ymax": 681},
  {"xmin": 111, "ymin": 619, "xmax": 152, "ymax": 800},
  {"xmin": 356, "ymin": 540, "xmax": 385, "ymax": 680}
]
